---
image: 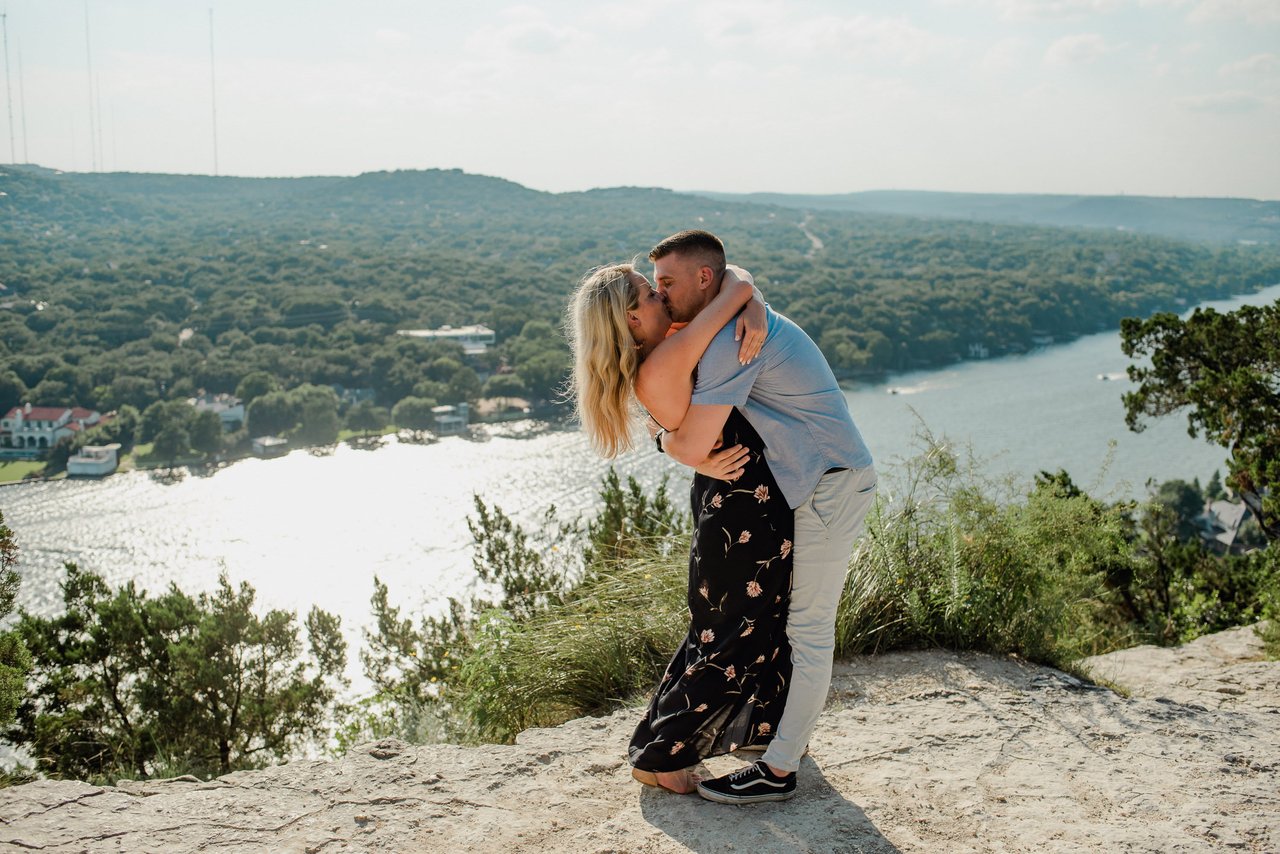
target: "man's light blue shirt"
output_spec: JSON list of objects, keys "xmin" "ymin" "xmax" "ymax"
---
[{"xmin": 690, "ymin": 306, "xmax": 873, "ymax": 510}]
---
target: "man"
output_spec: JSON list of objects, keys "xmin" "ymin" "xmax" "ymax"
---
[{"xmin": 652, "ymin": 229, "xmax": 876, "ymax": 804}]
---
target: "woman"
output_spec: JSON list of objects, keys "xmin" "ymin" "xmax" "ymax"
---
[{"xmin": 566, "ymin": 263, "xmax": 795, "ymax": 794}]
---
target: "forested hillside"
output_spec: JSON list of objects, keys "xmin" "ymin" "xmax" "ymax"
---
[
  {"xmin": 695, "ymin": 190, "xmax": 1280, "ymax": 246},
  {"xmin": 3, "ymin": 165, "xmax": 1278, "ymax": 420}
]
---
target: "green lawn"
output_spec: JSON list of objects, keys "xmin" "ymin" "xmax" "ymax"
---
[
  {"xmin": 337, "ymin": 426, "xmax": 397, "ymax": 442},
  {"xmin": 0, "ymin": 459, "xmax": 48, "ymax": 484}
]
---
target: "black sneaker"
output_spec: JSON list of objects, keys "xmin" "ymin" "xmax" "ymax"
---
[{"xmin": 697, "ymin": 760, "xmax": 796, "ymax": 804}]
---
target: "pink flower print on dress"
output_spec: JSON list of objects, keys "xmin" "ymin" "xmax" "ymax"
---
[
  {"xmin": 755, "ymin": 654, "xmax": 766, "ymax": 664},
  {"xmin": 670, "ymin": 741, "xmax": 685, "ymax": 755},
  {"xmin": 738, "ymin": 530, "xmax": 752, "ymax": 544},
  {"xmin": 698, "ymin": 581, "xmax": 710, "ymax": 600},
  {"xmin": 710, "ymin": 493, "xmax": 723, "ymax": 509},
  {"xmin": 781, "ymin": 539, "xmax": 792, "ymax": 559},
  {"xmin": 740, "ymin": 624, "xmax": 754, "ymax": 637},
  {"xmin": 700, "ymin": 628, "xmax": 715, "ymax": 644},
  {"xmin": 694, "ymin": 703, "xmax": 708, "ymax": 713},
  {"xmin": 758, "ymin": 722, "xmax": 771, "ymax": 735},
  {"xmin": 724, "ymin": 664, "xmax": 736, "ymax": 679},
  {"xmin": 753, "ymin": 485, "xmax": 769, "ymax": 502},
  {"xmin": 746, "ymin": 580, "xmax": 762, "ymax": 598}
]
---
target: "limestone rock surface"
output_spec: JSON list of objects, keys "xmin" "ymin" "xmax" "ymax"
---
[{"xmin": 2, "ymin": 624, "xmax": 1275, "ymax": 853}]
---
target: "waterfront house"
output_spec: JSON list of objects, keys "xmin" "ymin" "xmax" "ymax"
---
[
  {"xmin": 1196, "ymin": 499, "xmax": 1252, "ymax": 553},
  {"xmin": 67, "ymin": 443, "xmax": 121, "ymax": 477},
  {"xmin": 189, "ymin": 393, "xmax": 246, "ymax": 432},
  {"xmin": 1, "ymin": 403, "xmax": 103, "ymax": 451},
  {"xmin": 330, "ymin": 385, "xmax": 377, "ymax": 405}
]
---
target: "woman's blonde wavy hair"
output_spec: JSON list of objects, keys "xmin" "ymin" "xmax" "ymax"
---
[{"xmin": 565, "ymin": 263, "xmax": 643, "ymax": 458}]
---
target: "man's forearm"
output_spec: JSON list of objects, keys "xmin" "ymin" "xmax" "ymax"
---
[
  {"xmin": 660, "ymin": 403, "xmax": 733, "ymax": 466},
  {"xmin": 661, "ymin": 426, "xmax": 707, "ymax": 467}
]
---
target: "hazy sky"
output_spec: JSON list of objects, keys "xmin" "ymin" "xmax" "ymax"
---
[{"xmin": 3, "ymin": 0, "xmax": 1278, "ymax": 197}]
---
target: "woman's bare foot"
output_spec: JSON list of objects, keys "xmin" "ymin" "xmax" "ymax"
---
[
  {"xmin": 655, "ymin": 768, "xmax": 698, "ymax": 794},
  {"xmin": 632, "ymin": 766, "xmax": 698, "ymax": 794},
  {"xmin": 631, "ymin": 767, "xmax": 658, "ymax": 787}
]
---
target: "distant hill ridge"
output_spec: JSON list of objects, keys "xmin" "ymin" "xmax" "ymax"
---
[
  {"xmin": 692, "ymin": 188, "xmax": 1280, "ymax": 245},
  {"xmin": 1, "ymin": 166, "xmax": 710, "ymax": 226},
  {"xmin": 9, "ymin": 165, "xmax": 1274, "ymax": 244}
]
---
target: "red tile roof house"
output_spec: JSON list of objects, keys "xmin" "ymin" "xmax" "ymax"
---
[{"xmin": 1, "ymin": 403, "xmax": 105, "ymax": 454}]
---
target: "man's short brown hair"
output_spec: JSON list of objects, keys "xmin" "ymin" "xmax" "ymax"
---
[{"xmin": 648, "ymin": 230, "xmax": 726, "ymax": 276}]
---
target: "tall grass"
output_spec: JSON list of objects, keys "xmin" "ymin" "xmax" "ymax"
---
[
  {"xmin": 367, "ymin": 436, "xmax": 1274, "ymax": 746},
  {"xmin": 835, "ymin": 437, "xmax": 1136, "ymax": 666},
  {"xmin": 459, "ymin": 541, "xmax": 688, "ymax": 740}
]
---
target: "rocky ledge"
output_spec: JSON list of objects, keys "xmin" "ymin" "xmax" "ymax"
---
[{"xmin": 1, "ymin": 624, "xmax": 1275, "ymax": 853}]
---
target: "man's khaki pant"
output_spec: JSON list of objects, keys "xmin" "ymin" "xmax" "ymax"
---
[{"xmin": 761, "ymin": 464, "xmax": 878, "ymax": 773}]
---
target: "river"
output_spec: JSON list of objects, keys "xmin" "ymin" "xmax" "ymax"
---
[{"xmin": 3, "ymin": 284, "xmax": 1277, "ymax": 685}]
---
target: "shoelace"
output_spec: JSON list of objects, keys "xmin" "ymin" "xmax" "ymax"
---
[{"xmin": 728, "ymin": 762, "xmax": 765, "ymax": 782}]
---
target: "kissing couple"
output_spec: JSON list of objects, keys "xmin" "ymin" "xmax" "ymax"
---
[{"xmin": 566, "ymin": 230, "xmax": 876, "ymax": 803}]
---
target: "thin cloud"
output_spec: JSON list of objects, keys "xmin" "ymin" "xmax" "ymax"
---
[
  {"xmin": 934, "ymin": 0, "xmax": 1122, "ymax": 19},
  {"xmin": 1043, "ymin": 33, "xmax": 1113, "ymax": 66},
  {"xmin": 998, "ymin": 0, "xmax": 1122, "ymax": 19},
  {"xmin": 583, "ymin": 0, "xmax": 682, "ymax": 29},
  {"xmin": 1189, "ymin": 0, "xmax": 1280, "ymax": 24},
  {"xmin": 1178, "ymin": 91, "xmax": 1267, "ymax": 112},
  {"xmin": 979, "ymin": 37, "xmax": 1031, "ymax": 74},
  {"xmin": 695, "ymin": 4, "xmax": 956, "ymax": 67},
  {"xmin": 1219, "ymin": 53, "xmax": 1280, "ymax": 76},
  {"xmin": 374, "ymin": 29, "xmax": 411, "ymax": 45},
  {"xmin": 464, "ymin": 8, "xmax": 589, "ymax": 56}
]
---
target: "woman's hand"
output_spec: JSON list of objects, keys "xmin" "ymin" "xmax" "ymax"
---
[
  {"xmin": 735, "ymin": 292, "xmax": 766, "ymax": 365},
  {"xmin": 724, "ymin": 265, "xmax": 766, "ymax": 365},
  {"xmin": 694, "ymin": 440, "xmax": 751, "ymax": 481}
]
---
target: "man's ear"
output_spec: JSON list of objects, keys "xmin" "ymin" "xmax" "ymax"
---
[{"xmin": 697, "ymin": 266, "xmax": 716, "ymax": 290}]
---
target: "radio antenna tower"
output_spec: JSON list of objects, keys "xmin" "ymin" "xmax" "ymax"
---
[
  {"xmin": 208, "ymin": 8, "xmax": 219, "ymax": 176},
  {"xmin": 83, "ymin": 0, "xmax": 97, "ymax": 171},
  {"xmin": 2, "ymin": 11, "xmax": 15, "ymax": 163},
  {"xmin": 18, "ymin": 41, "xmax": 27, "ymax": 162},
  {"xmin": 95, "ymin": 73, "xmax": 105, "ymax": 171}
]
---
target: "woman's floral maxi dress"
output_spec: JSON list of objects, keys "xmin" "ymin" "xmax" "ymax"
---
[{"xmin": 629, "ymin": 408, "xmax": 794, "ymax": 772}]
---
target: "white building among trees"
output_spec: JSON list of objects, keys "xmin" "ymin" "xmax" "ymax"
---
[
  {"xmin": 188, "ymin": 393, "xmax": 246, "ymax": 432},
  {"xmin": 396, "ymin": 324, "xmax": 495, "ymax": 355},
  {"xmin": 0, "ymin": 404, "xmax": 103, "ymax": 451}
]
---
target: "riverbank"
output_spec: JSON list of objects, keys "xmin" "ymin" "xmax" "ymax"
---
[{"xmin": 2, "ymin": 624, "xmax": 1273, "ymax": 852}]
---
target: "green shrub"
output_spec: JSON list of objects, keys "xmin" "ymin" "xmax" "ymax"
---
[
  {"xmin": 1119, "ymin": 484, "xmax": 1276, "ymax": 645},
  {"xmin": 11, "ymin": 566, "xmax": 347, "ymax": 783},
  {"xmin": 834, "ymin": 441, "xmax": 1135, "ymax": 667},
  {"xmin": 0, "ymin": 513, "xmax": 32, "ymax": 732},
  {"xmin": 1252, "ymin": 548, "xmax": 1280, "ymax": 660}
]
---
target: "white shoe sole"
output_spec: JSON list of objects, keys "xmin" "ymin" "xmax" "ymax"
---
[{"xmin": 696, "ymin": 783, "xmax": 796, "ymax": 804}]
